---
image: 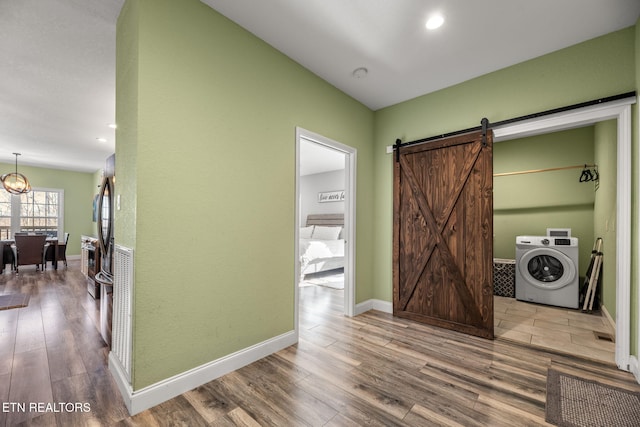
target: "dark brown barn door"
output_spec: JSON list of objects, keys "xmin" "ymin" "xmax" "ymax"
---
[{"xmin": 393, "ymin": 130, "xmax": 494, "ymax": 339}]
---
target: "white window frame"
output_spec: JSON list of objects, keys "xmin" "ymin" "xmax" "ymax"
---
[{"xmin": 1, "ymin": 187, "xmax": 64, "ymax": 239}]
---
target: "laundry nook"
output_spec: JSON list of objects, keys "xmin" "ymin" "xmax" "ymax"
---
[{"xmin": 492, "ymin": 124, "xmax": 617, "ymax": 363}]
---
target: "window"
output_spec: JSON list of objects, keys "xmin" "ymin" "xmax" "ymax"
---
[
  {"xmin": 0, "ymin": 192, "xmax": 10, "ymax": 240},
  {"xmin": 0, "ymin": 188, "xmax": 64, "ymax": 239}
]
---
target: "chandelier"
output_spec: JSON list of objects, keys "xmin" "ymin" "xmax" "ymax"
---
[{"xmin": 1, "ymin": 153, "xmax": 31, "ymax": 194}]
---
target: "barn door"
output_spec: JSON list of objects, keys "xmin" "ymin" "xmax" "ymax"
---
[{"xmin": 393, "ymin": 129, "xmax": 494, "ymax": 339}]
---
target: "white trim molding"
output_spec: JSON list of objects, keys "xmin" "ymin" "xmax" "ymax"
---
[
  {"xmin": 636, "ymin": 103, "xmax": 640, "ymax": 375},
  {"xmin": 110, "ymin": 330, "xmax": 297, "ymax": 415},
  {"xmin": 601, "ymin": 304, "xmax": 616, "ymax": 333},
  {"xmin": 355, "ymin": 299, "xmax": 393, "ymax": 315},
  {"xmin": 630, "ymin": 356, "xmax": 640, "ymax": 384},
  {"xmin": 295, "ymin": 127, "xmax": 357, "ymax": 324},
  {"xmin": 494, "ymin": 95, "xmax": 636, "ymax": 373},
  {"xmin": 492, "ymin": 96, "xmax": 636, "ymax": 142}
]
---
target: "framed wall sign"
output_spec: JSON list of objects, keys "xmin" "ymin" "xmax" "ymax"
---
[{"xmin": 318, "ymin": 190, "xmax": 345, "ymax": 203}]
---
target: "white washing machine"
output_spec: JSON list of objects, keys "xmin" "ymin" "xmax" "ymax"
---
[{"xmin": 515, "ymin": 236, "xmax": 579, "ymax": 309}]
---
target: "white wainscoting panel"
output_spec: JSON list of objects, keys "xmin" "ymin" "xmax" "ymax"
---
[{"xmin": 112, "ymin": 244, "xmax": 133, "ymax": 382}]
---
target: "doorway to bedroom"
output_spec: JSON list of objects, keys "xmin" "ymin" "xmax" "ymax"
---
[{"xmin": 295, "ymin": 127, "xmax": 356, "ymax": 332}]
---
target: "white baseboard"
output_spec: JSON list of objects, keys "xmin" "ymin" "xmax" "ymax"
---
[
  {"xmin": 110, "ymin": 330, "xmax": 297, "ymax": 415},
  {"xmin": 629, "ymin": 356, "xmax": 640, "ymax": 384},
  {"xmin": 109, "ymin": 353, "xmax": 133, "ymax": 412},
  {"xmin": 355, "ymin": 299, "xmax": 392, "ymax": 315},
  {"xmin": 601, "ymin": 304, "xmax": 616, "ymax": 332}
]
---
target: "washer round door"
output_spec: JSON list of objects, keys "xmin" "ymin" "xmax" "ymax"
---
[{"xmin": 518, "ymin": 247, "xmax": 576, "ymax": 290}]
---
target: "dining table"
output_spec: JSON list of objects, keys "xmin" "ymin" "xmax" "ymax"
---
[{"xmin": 0, "ymin": 237, "xmax": 63, "ymax": 273}]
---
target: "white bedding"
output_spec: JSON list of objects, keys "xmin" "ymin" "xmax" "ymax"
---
[{"xmin": 300, "ymin": 238, "xmax": 345, "ymax": 276}]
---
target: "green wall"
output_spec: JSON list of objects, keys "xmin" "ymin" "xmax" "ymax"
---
[
  {"xmin": 117, "ymin": 0, "xmax": 374, "ymax": 390},
  {"xmin": 593, "ymin": 120, "xmax": 618, "ymax": 319},
  {"xmin": 115, "ymin": 0, "xmax": 139, "ymax": 252},
  {"xmin": 373, "ymin": 27, "xmax": 637, "ymax": 344},
  {"xmin": 117, "ymin": 2, "xmax": 640, "ymax": 391},
  {"xmin": 0, "ymin": 162, "xmax": 96, "ymax": 255},
  {"xmin": 494, "ymin": 127, "xmax": 596, "ymax": 273}
]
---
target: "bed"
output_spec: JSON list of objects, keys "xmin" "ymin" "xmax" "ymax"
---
[{"xmin": 299, "ymin": 213, "xmax": 344, "ymax": 278}]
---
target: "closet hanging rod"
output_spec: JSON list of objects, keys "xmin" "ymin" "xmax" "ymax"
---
[{"xmin": 493, "ymin": 163, "xmax": 596, "ymax": 177}]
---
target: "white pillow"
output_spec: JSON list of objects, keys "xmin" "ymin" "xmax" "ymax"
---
[
  {"xmin": 300, "ymin": 226, "xmax": 314, "ymax": 239},
  {"xmin": 312, "ymin": 226, "xmax": 341, "ymax": 240}
]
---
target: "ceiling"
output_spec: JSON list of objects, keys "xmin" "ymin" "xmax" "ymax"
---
[
  {"xmin": 300, "ymin": 139, "xmax": 345, "ymax": 176},
  {"xmin": 1, "ymin": 0, "xmax": 639, "ymax": 174},
  {"xmin": 0, "ymin": 0, "xmax": 124, "ymax": 173}
]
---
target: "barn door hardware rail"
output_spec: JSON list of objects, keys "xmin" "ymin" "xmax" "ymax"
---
[
  {"xmin": 392, "ymin": 91, "xmax": 636, "ymax": 159},
  {"xmin": 481, "ymin": 117, "xmax": 489, "ymax": 147},
  {"xmin": 393, "ymin": 118, "xmax": 490, "ymax": 162}
]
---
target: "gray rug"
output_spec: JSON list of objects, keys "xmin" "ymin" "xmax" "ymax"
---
[
  {"xmin": 546, "ymin": 369, "xmax": 640, "ymax": 426},
  {"xmin": 0, "ymin": 293, "xmax": 30, "ymax": 310}
]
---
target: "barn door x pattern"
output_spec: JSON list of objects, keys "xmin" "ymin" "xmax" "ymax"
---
[{"xmin": 393, "ymin": 130, "xmax": 494, "ymax": 339}]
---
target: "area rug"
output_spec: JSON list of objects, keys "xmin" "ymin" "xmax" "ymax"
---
[
  {"xmin": 0, "ymin": 293, "xmax": 30, "ymax": 311},
  {"xmin": 546, "ymin": 369, "xmax": 640, "ymax": 426}
]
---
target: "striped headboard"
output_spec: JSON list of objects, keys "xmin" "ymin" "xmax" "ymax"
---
[{"xmin": 306, "ymin": 213, "xmax": 344, "ymax": 227}]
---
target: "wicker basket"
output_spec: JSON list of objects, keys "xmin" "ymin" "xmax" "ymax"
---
[{"xmin": 494, "ymin": 258, "xmax": 516, "ymax": 298}]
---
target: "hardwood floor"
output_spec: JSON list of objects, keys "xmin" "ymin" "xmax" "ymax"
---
[
  {"xmin": 0, "ymin": 261, "xmax": 129, "ymax": 426},
  {"xmin": 1, "ymin": 267, "xmax": 638, "ymax": 426}
]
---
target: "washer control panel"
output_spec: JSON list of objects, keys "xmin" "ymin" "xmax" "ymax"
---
[{"xmin": 516, "ymin": 235, "xmax": 578, "ymax": 248}]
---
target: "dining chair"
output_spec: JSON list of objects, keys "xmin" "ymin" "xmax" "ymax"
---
[
  {"xmin": 13, "ymin": 234, "xmax": 49, "ymax": 272},
  {"xmin": 0, "ymin": 242, "xmax": 15, "ymax": 273},
  {"xmin": 46, "ymin": 232, "xmax": 69, "ymax": 268}
]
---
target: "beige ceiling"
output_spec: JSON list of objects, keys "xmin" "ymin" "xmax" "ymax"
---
[{"xmin": 1, "ymin": 0, "xmax": 639, "ymax": 173}]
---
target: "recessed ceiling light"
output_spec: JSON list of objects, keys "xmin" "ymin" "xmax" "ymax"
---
[
  {"xmin": 96, "ymin": 138, "xmax": 107, "ymax": 143},
  {"xmin": 108, "ymin": 123, "xmax": 117, "ymax": 129},
  {"xmin": 426, "ymin": 14, "xmax": 444, "ymax": 30},
  {"xmin": 352, "ymin": 67, "xmax": 368, "ymax": 79}
]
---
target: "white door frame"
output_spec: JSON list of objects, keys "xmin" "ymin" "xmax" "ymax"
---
[
  {"xmin": 294, "ymin": 127, "xmax": 357, "ymax": 337},
  {"xmin": 492, "ymin": 95, "xmax": 635, "ymax": 373}
]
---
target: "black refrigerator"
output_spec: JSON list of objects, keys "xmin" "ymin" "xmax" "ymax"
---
[{"xmin": 97, "ymin": 154, "xmax": 114, "ymax": 347}]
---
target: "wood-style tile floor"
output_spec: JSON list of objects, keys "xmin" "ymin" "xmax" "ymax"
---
[
  {"xmin": 0, "ymin": 261, "xmax": 129, "ymax": 426},
  {"xmin": 494, "ymin": 296, "xmax": 616, "ymax": 364},
  {"xmin": 1, "ymin": 266, "xmax": 637, "ymax": 426}
]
